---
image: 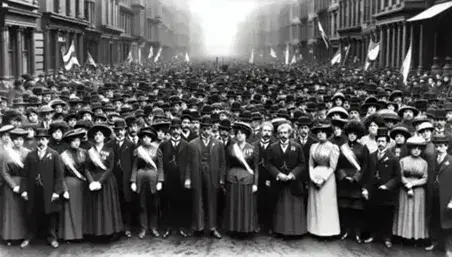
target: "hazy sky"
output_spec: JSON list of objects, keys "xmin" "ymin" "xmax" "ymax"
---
[{"xmin": 189, "ymin": 0, "xmax": 257, "ymax": 56}]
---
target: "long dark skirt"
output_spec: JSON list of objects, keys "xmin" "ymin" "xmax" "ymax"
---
[
  {"xmin": 83, "ymin": 176, "xmax": 124, "ymax": 236},
  {"xmin": 273, "ymin": 187, "xmax": 307, "ymax": 236},
  {"xmin": 223, "ymin": 183, "xmax": 257, "ymax": 233},
  {"xmin": 0, "ymin": 177, "xmax": 27, "ymax": 240},
  {"xmin": 58, "ymin": 176, "xmax": 85, "ymax": 240},
  {"xmin": 137, "ymin": 178, "xmax": 160, "ymax": 230}
]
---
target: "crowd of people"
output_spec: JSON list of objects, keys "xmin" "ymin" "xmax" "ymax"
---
[{"xmin": 0, "ymin": 59, "xmax": 452, "ymax": 253}]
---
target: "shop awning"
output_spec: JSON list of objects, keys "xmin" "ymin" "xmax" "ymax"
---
[{"xmin": 408, "ymin": 1, "xmax": 452, "ymax": 22}]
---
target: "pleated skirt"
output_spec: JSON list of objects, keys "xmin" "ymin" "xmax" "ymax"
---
[
  {"xmin": 223, "ymin": 183, "xmax": 257, "ymax": 233},
  {"xmin": 393, "ymin": 187, "xmax": 428, "ymax": 240},
  {"xmin": 0, "ymin": 177, "xmax": 27, "ymax": 240},
  {"xmin": 83, "ymin": 176, "xmax": 124, "ymax": 236},
  {"xmin": 58, "ymin": 176, "xmax": 85, "ymax": 240}
]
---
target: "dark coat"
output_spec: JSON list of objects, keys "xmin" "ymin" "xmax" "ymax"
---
[
  {"xmin": 266, "ymin": 141, "xmax": 307, "ymax": 196},
  {"xmin": 106, "ymin": 138, "xmax": 135, "ymax": 202},
  {"xmin": 21, "ymin": 147, "xmax": 67, "ymax": 214},
  {"xmin": 85, "ymin": 146, "xmax": 115, "ymax": 185},
  {"xmin": 435, "ymin": 154, "xmax": 452, "ymax": 229},
  {"xmin": 181, "ymin": 130, "xmax": 197, "ymax": 143},
  {"xmin": 336, "ymin": 142, "xmax": 370, "ymax": 201},
  {"xmin": 253, "ymin": 138, "xmax": 276, "ymax": 185},
  {"xmin": 367, "ymin": 150, "xmax": 401, "ymax": 206},
  {"xmin": 295, "ymin": 135, "xmax": 318, "ymax": 170},
  {"xmin": 187, "ymin": 137, "xmax": 226, "ymax": 190},
  {"xmin": 158, "ymin": 139, "xmax": 190, "ymax": 190}
]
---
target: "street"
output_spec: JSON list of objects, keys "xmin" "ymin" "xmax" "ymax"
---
[{"xmin": 0, "ymin": 234, "xmax": 450, "ymax": 257}]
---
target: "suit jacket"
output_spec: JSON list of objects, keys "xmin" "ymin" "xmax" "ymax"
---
[
  {"xmin": 158, "ymin": 139, "xmax": 190, "ymax": 188},
  {"xmin": 181, "ymin": 130, "xmax": 197, "ymax": 142},
  {"xmin": 21, "ymin": 147, "xmax": 66, "ymax": 214},
  {"xmin": 253, "ymin": 138, "xmax": 275, "ymax": 185},
  {"xmin": 106, "ymin": 138, "xmax": 135, "ymax": 202},
  {"xmin": 435, "ymin": 154, "xmax": 452, "ymax": 229},
  {"xmin": 187, "ymin": 137, "xmax": 226, "ymax": 190},
  {"xmin": 266, "ymin": 141, "xmax": 307, "ymax": 195},
  {"xmin": 295, "ymin": 135, "xmax": 318, "ymax": 170},
  {"xmin": 367, "ymin": 150, "xmax": 401, "ymax": 206}
]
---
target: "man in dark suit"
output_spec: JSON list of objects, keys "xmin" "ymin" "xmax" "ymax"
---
[
  {"xmin": 159, "ymin": 118, "xmax": 191, "ymax": 238},
  {"xmin": 20, "ymin": 128, "xmax": 67, "ymax": 248},
  {"xmin": 254, "ymin": 121, "xmax": 276, "ymax": 234},
  {"xmin": 364, "ymin": 128, "xmax": 401, "ymax": 248},
  {"xmin": 266, "ymin": 122, "xmax": 308, "ymax": 236},
  {"xmin": 106, "ymin": 118, "xmax": 135, "ymax": 237},
  {"xmin": 187, "ymin": 115, "xmax": 226, "ymax": 239},
  {"xmin": 217, "ymin": 119, "xmax": 234, "ymax": 224},
  {"xmin": 295, "ymin": 116, "xmax": 317, "ymax": 169},
  {"xmin": 181, "ymin": 113, "xmax": 197, "ymax": 142}
]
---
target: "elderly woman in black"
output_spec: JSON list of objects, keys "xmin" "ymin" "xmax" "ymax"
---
[
  {"xmin": 336, "ymin": 120, "xmax": 370, "ymax": 243},
  {"xmin": 223, "ymin": 122, "xmax": 258, "ymax": 236},
  {"xmin": 130, "ymin": 127, "xmax": 163, "ymax": 239}
]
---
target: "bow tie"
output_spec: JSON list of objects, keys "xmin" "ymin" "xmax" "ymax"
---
[{"xmin": 171, "ymin": 138, "xmax": 180, "ymax": 143}]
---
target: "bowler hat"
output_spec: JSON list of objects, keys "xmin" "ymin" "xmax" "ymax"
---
[
  {"xmin": 35, "ymin": 128, "xmax": 51, "ymax": 138},
  {"xmin": 113, "ymin": 118, "xmax": 127, "ymax": 129},
  {"xmin": 170, "ymin": 118, "xmax": 182, "ymax": 128},
  {"xmin": 200, "ymin": 115, "xmax": 213, "ymax": 127},
  {"xmin": 432, "ymin": 135, "xmax": 449, "ymax": 145},
  {"xmin": 375, "ymin": 127, "xmax": 390, "ymax": 141},
  {"xmin": 219, "ymin": 119, "xmax": 232, "ymax": 130}
]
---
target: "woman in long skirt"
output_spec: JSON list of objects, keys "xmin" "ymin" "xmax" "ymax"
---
[
  {"xmin": 223, "ymin": 122, "xmax": 258, "ymax": 236},
  {"xmin": 393, "ymin": 136, "xmax": 429, "ymax": 242},
  {"xmin": 84, "ymin": 124, "xmax": 123, "ymax": 238},
  {"xmin": 58, "ymin": 128, "xmax": 88, "ymax": 241},
  {"xmin": 336, "ymin": 120, "xmax": 370, "ymax": 243},
  {"xmin": 131, "ymin": 127, "xmax": 163, "ymax": 239},
  {"xmin": 0, "ymin": 127, "xmax": 29, "ymax": 243},
  {"xmin": 307, "ymin": 121, "xmax": 341, "ymax": 238}
]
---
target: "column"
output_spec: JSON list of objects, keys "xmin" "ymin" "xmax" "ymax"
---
[
  {"xmin": 16, "ymin": 27, "xmax": 23, "ymax": 78},
  {"xmin": 391, "ymin": 24, "xmax": 396, "ymax": 67},
  {"xmin": 386, "ymin": 25, "xmax": 390, "ymax": 68},
  {"xmin": 410, "ymin": 23, "xmax": 415, "ymax": 68},
  {"xmin": 379, "ymin": 27, "xmax": 385, "ymax": 67},
  {"xmin": 402, "ymin": 21, "xmax": 407, "ymax": 64},
  {"xmin": 43, "ymin": 27, "xmax": 50, "ymax": 73},
  {"xmin": 418, "ymin": 23, "xmax": 423, "ymax": 71},
  {"xmin": 55, "ymin": 30, "xmax": 60, "ymax": 71},
  {"xmin": 78, "ymin": 32, "xmax": 84, "ymax": 64},
  {"xmin": 0, "ymin": 26, "xmax": 10, "ymax": 78},
  {"xmin": 29, "ymin": 28, "xmax": 35, "ymax": 76},
  {"xmin": 396, "ymin": 23, "xmax": 401, "ymax": 67}
]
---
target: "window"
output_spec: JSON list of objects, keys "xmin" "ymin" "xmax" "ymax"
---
[
  {"xmin": 66, "ymin": 0, "xmax": 71, "ymax": 16},
  {"xmin": 54, "ymin": 0, "xmax": 60, "ymax": 13},
  {"xmin": 75, "ymin": 0, "xmax": 80, "ymax": 17}
]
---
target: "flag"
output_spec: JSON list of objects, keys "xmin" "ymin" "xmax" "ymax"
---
[
  {"xmin": 185, "ymin": 52, "xmax": 190, "ymax": 63},
  {"xmin": 126, "ymin": 51, "xmax": 133, "ymax": 63},
  {"xmin": 154, "ymin": 47, "xmax": 162, "ymax": 62},
  {"xmin": 342, "ymin": 45, "xmax": 351, "ymax": 65},
  {"xmin": 270, "ymin": 48, "xmax": 277, "ymax": 58},
  {"xmin": 138, "ymin": 47, "xmax": 142, "ymax": 65},
  {"xmin": 148, "ymin": 46, "xmax": 154, "ymax": 59},
  {"xmin": 85, "ymin": 52, "xmax": 97, "ymax": 68},
  {"xmin": 364, "ymin": 40, "xmax": 380, "ymax": 71},
  {"xmin": 331, "ymin": 48, "xmax": 341, "ymax": 65},
  {"xmin": 400, "ymin": 42, "xmax": 412, "ymax": 85},
  {"xmin": 62, "ymin": 41, "xmax": 80, "ymax": 70},
  {"xmin": 317, "ymin": 21, "xmax": 329, "ymax": 49},
  {"xmin": 249, "ymin": 49, "xmax": 254, "ymax": 64},
  {"xmin": 285, "ymin": 44, "xmax": 289, "ymax": 65},
  {"xmin": 290, "ymin": 54, "xmax": 296, "ymax": 64}
]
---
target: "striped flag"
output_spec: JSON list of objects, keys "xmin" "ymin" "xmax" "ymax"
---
[
  {"xmin": 364, "ymin": 40, "xmax": 380, "ymax": 71},
  {"xmin": 290, "ymin": 54, "xmax": 296, "ymax": 64},
  {"xmin": 62, "ymin": 41, "xmax": 79, "ymax": 70},
  {"xmin": 342, "ymin": 45, "xmax": 351, "ymax": 65},
  {"xmin": 154, "ymin": 47, "xmax": 162, "ymax": 62},
  {"xmin": 285, "ymin": 44, "xmax": 289, "ymax": 65},
  {"xmin": 85, "ymin": 51, "xmax": 97, "ymax": 68},
  {"xmin": 331, "ymin": 48, "xmax": 341, "ymax": 65},
  {"xmin": 400, "ymin": 42, "xmax": 412, "ymax": 85},
  {"xmin": 185, "ymin": 52, "xmax": 190, "ymax": 63},
  {"xmin": 126, "ymin": 51, "xmax": 133, "ymax": 63},
  {"xmin": 148, "ymin": 46, "xmax": 154, "ymax": 59},
  {"xmin": 270, "ymin": 48, "xmax": 277, "ymax": 58},
  {"xmin": 317, "ymin": 21, "xmax": 329, "ymax": 49}
]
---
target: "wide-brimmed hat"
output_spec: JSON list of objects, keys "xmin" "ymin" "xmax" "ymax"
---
[
  {"xmin": 389, "ymin": 90, "xmax": 403, "ymax": 101},
  {"xmin": 432, "ymin": 134, "xmax": 450, "ymax": 145},
  {"xmin": 311, "ymin": 121, "xmax": 333, "ymax": 135},
  {"xmin": 417, "ymin": 122, "xmax": 434, "ymax": 133},
  {"xmin": 0, "ymin": 125, "xmax": 15, "ymax": 134},
  {"xmin": 63, "ymin": 128, "xmax": 87, "ymax": 142},
  {"xmin": 35, "ymin": 128, "xmax": 51, "ymax": 138},
  {"xmin": 377, "ymin": 109, "xmax": 400, "ymax": 123},
  {"xmin": 232, "ymin": 121, "xmax": 252, "ymax": 137},
  {"xmin": 296, "ymin": 116, "xmax": 312, "ymax": 127},
  {"xmin": 9, "ymin": 128, "xmax": 28, "ymax": 138},
  {"xmin": 49, "ymin": 99, "xmax": 67, "ymax": 109},
  {"xmin": 398, "ymin": 105, "xmax": 419, "ymax": 117},
  {"xmin": 151, "ymin": 120, "xmax": 170, "ymax": 132},
  {"xmin": 331, "ymin": 117, "xmax": 348, "ymax": 129},
  {"xmin": 344, "ymin": 120, "xmax": 365, "ymax": 138},
  {"xmin": 332, "ymin": 92, "xmax": 346, "ymax": 102},
  {"xmin": 406, "ymin": 136, "xmax": 427, "ymax": 148},
  {"xmin": 49, "ymin": 121, "xmax": 69, "ymax": 134},
  {"xmin": 390, "ymin": 126, "xmax": 411, "ymax": 140},
  {"xmin": 88, "ymin": 124, "xmax": 112, "ymax": 139},
  {"xmin": 39, "ymin": 105, "xmax": 54, "ymax": 114},
  {"xmin": 327, "ymin": 107, "xmax": 349, "ymax": 119},
  {"xmin": 138, "ymin": 127, "xmax": 157, "ymax": 141}
]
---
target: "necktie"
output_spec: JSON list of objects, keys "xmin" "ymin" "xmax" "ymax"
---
[
  {"xmin": 378, "ymin": 151, "xmax": 384, "ymax": 160},
  {"xmin": 38, "ymin": 149, "xmax": 45, "ymax": 160},
  {"xmin": 438, "ymin": 154, "xmax": 444, "ymax": 164}
]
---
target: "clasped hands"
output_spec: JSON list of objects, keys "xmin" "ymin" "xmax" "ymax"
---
[
  {"xmin": 89, "ymin": 181, "xmax": 102, "ymax": 191},
  {"xmin": 277, "ymin": 172, "xmax": 295, "ymax": 182}
]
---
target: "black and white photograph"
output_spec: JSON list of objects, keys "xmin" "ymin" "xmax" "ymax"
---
[{"xmin": 0, "ymin": 0, "xmax": 452, "ymax": 256}]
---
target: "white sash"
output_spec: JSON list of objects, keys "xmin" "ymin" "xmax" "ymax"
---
[
  {"xmin": 340, "ymin": 143, "xmax": 361, "ymax": 171},
  {"xmin": 5, "ymin": 145, "xmax": 24, "ymax": 168},
  {"xmin": 232, "ymin": 143, "xmax": 253, "ymax": 175},
  {"xmin": 61, "ymin": 151, "xmax": 86, "ymax": 181},
  {"xmin": 88, "ymin": 148, "xmax": 107, "ymax": 170},
  {"xmin": 136, "ymin": 146, "xmax": 158, "ymax": 170}
]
